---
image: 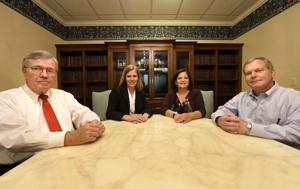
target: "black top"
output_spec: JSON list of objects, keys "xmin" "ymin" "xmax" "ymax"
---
[
  {"xmin": 161, "ymin": 89, "xmax": 206, "ymax": 116},
  {"xmin": 106, "ymin": 85, "xmax": 153, "ymax": 121}
]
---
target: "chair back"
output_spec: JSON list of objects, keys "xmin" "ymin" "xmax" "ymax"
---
[
  {"xmin": 201, "ymin": 90, "xmax": 214, "ymax": 118},
  {"xmin": 92, "ymin": 90, "xmax": 111, "ymax": 121}
]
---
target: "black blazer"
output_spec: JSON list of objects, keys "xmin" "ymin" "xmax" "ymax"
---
[{"xmin": 106, "ymin": 85, "xmax": 152, "ymax": 121}]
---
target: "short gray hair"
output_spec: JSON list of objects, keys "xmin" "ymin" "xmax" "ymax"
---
[
  {"xmin": 22, "ymin": 50, "xmax": 58, "ymax": 68},
  {"xmin": 243, "ymin": 57, "xmax": 274, "ymax": 74}
]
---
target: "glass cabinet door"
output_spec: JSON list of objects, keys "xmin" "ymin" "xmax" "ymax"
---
[
  {"xmin": 153, "ymin": 50, "xmax": 168, "ymax": 97},
  {"xmin": 175, "ymin": 51, "xmax": 190, "ymax": 69},
  {"xmin": 134, "ymin": 49, "xmax": 150, "ymax": 96},
  {"xmin": 131, "ymin": 45, "xmax": 171, "ymax": 102},
  {"xmin": 112, "ymin": 51, "xmax": 127, "ymax": 87},
  {"xmin": 108, "ymin": 46, "xmax": 129, "ymax": 89}
]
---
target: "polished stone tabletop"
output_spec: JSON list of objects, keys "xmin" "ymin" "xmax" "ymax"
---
[{"xmin": 1, "ymin": 115, "xmax": 300, "ymax": 189}]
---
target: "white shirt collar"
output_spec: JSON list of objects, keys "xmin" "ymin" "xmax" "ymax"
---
[
  {"xmin": 127, "ymin": 88, "xmax": 136, "ymax": 114},
  {"xmin": 22, "ymin": 84, "xmax": 52, "ymax": 103}
]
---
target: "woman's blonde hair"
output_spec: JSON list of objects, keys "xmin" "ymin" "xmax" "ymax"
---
[{"xmin": 119, "ymin": 64, "xmax": 144, "ymax": 91}]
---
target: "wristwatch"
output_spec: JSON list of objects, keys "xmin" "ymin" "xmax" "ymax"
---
[
  {"xmin": 172, "ymin": 112, "xmax": 178, "ymax": 118},
  {"xmin": 245, "ymin": 122, "xmax": 252, "ymax": 135}
]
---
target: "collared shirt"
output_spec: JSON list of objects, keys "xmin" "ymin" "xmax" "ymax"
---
[
  {"xmin": 127, "ymin": 88, "xmax": 136, "ymax": 115},
  {"xmin": 0, "ymin": 84, "xmax": 100, "ymax": 164},
  {"xmin": 211, "ymin": 82, "xmax": 300, "ymax": 144}
]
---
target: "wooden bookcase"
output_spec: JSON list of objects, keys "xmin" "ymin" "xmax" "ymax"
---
[
  {"xmin": 173, "ymin": 43, "xmax": 195, "ymax": 82},
  {"xmin": 56, "ymin": 44, "xmax": 108, "ymax": 109},
  {"xmin": 194, "ymin": 44, "xmax": 243, "ymax": 109},
  {"xmin": 107, "ymin": 42, "xmax": 129, "ymax": 88},
  {"xmin": 56, "ymin": 42, "xmax": 242, "ymax": 112}
]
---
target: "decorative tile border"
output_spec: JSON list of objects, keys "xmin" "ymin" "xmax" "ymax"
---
[
  {"xmin": 1, "ymin": 0, "xmax": 299, "ymax": 40},
  {"xmin": 231, "ymin": 0, "xmax": 300, "ymax": 38},
  {"xmin": 1, "ymin": 0, "xmax": 67, "ymax": 39},
  {"xmin": 66, "ymin": 25, "xmax": 231, "ymax": 40}
]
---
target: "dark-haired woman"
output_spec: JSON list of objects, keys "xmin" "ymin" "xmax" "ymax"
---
[{"xmin": 161, "ymin": 68, "xmax": 206, "ymax": 123}]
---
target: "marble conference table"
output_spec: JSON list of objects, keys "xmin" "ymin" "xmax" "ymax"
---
[{"xmin": 1, "ymin": 115, "xmax": 300, "ymax": 189}]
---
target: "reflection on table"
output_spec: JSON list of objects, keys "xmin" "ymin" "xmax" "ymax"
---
[{"xmin": 1, "ymin": 115, "xmax": 300, "ymax": 189}]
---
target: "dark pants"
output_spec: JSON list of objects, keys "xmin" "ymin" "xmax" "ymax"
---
[{"xmin": 0, "ymin": 162, "xmax": 22, "ymax": 176}]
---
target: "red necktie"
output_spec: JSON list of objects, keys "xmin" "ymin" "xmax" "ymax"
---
[{"xmin": 40, "ymin": 95, "xmax": 62, "ymax": 132}]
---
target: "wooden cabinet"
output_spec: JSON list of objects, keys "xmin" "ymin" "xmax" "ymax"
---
[
  {"xmin": 129, "ymin": 41, "xmax": 173, "ymax": 113},
  {"xmin": 56, "ymin": 42, "xmax": 242, "ymax": 112},
  {"xmin": 56, "ymin": 44, "xmax": 108, "ymax": 109},
  {"xmin": 194, "ymin": 44, "xmax": 243, "ymax": 109},
  {"xmin": 107, "ymin": 43, "xmax": 129, "ymax": 88},
  {"xmin": 173, "ymin": 43, "xmax": 194, "ymax": 74}
]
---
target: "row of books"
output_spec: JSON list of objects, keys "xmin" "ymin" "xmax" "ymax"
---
[
  {"xmin": 60, "ymin": 55, "xmax": 107, "ymax": 66},
  {"xmin": 194, "ymin": 69, "xmax": 214, "ymax": 80},
  {"xmin": 63, "ymin": 85, "xmax": 83, "ymax": 99},
  {"xmin": 61, "ymin": 56, "xmax": 82, "ymax": 66},
  {"xmin": 61, "ymin": 70, "xmax": 108, "ymax": 83},
  {"xmin": 87, "ymin": 70, "xmax": 108, "ymax": 82},
  {"xmin": 194, "ymin": 54, "xmax": 238, "ymax": 65},
  {"xmin": 194, "ymin": 55, "xmax": 215, "ymax": 65},
  {"xmin": 86, "ymin": 56, "xmax": 107, "ymax": 66},
  {"xmin": 61, "ymin": 71, "xmax": 83, "ymax": 82},
  {"xmin": 218, "ymin": 55, "xmax": 237, "ymax": 65},
  {"xmin": 217, "ymin": 68, "xmax": 237, "ymax": 80}
]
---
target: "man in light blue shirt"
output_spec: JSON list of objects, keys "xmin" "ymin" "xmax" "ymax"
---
[{"xmin": 212, "ymin": 57, "xmax": 300, "ymax": 146}]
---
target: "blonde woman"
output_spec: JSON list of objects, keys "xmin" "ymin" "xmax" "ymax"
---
[{"xmin": 106, "ymin": 64, "xmax": 152, "ymax": 123}]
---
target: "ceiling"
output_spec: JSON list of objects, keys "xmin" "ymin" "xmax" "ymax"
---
[{"xmin": 33, "ymin": 0, "xmax": 266, "ymax": 26}]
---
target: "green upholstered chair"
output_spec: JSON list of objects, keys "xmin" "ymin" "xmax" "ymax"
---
[
  {"xmin": 92, "ymin": 90, "xmax": 111, "ymax": 121},
  {"xmin": 201, "ymin": 90, "xmax": 214, "ymax": 118}
]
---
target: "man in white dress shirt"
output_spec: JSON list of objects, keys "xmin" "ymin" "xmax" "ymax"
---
[{"xmin": 0, "ymin": 50, "xmax": 105, "ymax": 175}]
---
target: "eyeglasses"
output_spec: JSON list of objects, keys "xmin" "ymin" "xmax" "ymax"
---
[{"xmin": 24, "ymin": 66, "xmax": 57, "ymax": 75}]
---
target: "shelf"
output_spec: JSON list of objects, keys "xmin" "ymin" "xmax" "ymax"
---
[
  {"xmin": 194, "ymin": 83, "xmax": 215, "ymax": 91},
  {"xmin": 218, "ymin": 79, "xmax": 239, "ymax": 81},
  {"xmin": 87, "ymin": 70, "xmax": 107, "ymax": 83},
  {"xmin": 60, "ymin": 65, "xmax": 83, "ymax": 69},
  {"xmin": 194, "ymin": 51, "xmax": 216, "ymax": 66},
  {"xmin": 85, "ymin": 64, "xmax": 108, "ymax": 68},
  {"xmin": 217, "ymin": 67, "xmax": 238, "ymax": 80},
  {"xmin": 61, "ymin": 81, "xmax": 83, "ymax": 84},
  {"xmin": 57, "ymin": 44, "xmax": 108, "ymax": 109},
  {"xmin": 195, "ymin": 44, "xmax": 243, "ymax": 109},
  {"xmin": 87, "ymin": 80, "xmax": 107, "ymax": 84},
  {"xmin": 195, "ymin": 79, "xmax": 215, "ymax": 82},
  {"xmin": 194, "ymin": 64, "xmax": 216, "ymax": 67},
  {"xmin": 218, "ymin": 64, "xmax": 238, "ymax": 67},
  {"xmin": 154, "ymin": 68, "xmax": 168, "ymax": 72},
  {"xmin": 60, "ymin": 55, "xmax": 83, "ymax": 67},
  {"xmin": 85, "ymin": 51, "xmax": 107, "ymax": 67}
]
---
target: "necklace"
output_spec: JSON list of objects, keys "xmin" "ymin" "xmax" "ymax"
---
[{"xmin": 176, "ymin": 90, "xmax": 189, "ymax": 103}]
